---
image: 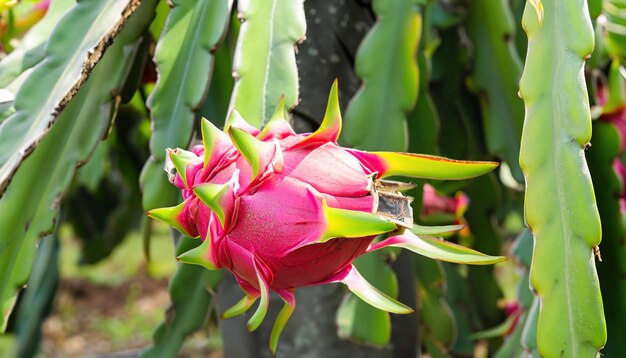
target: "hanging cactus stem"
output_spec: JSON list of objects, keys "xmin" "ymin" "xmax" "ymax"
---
[{"xmin": 147, "ymin": 82, "xmax": 503, "ymax": 351}]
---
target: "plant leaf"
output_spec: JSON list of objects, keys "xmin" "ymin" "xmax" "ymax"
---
[
  {"xmin": 140, "ymin": 236, "xmax": 222, "ymax": 357},
  {"xmin": 519, "ymin": 0, "xmax": 607, "ymax": 354},
  {"xmin": 522, "ymin": 296, "xmax": 540, "ymax": 356},
  {"xmin": 412, "ymin": 223, "xmax": 463, "ymax": 236},
  {"xmin": 343, "ymin": 0, "xmax": 421, "ymax": 152},
  {"xmin": 0, "ymin": 0, "xmax": 157, "ymax": 332},
  {"xmin": 13, "ymin": 228, "xmax": 60, "ymax": 357},
  {"xmin": 494, "ymin": 230, "xmax": 534, "ymax": 357},
  {"xmin": 320, "ymin": 200, "xmax": 397, "ymax": 243},
  {"xmin": 415, "ymin": 256, "xmax": 456, "ymax": 353},
  {"xmin": 247, "ymin": 259, "xmax": 270, "ymax": 332},
  {"xmin": 147, "ymin": 0, "xmax": 232, "ymax": 171},
  {"xmin": 464, "ymin": 0, "xmax": 524, "ymax": 182},
  {"xmin": 0, "ymin": 0, "xmax": 143, "ymax": 195},
  {"xmin": 269, "ymin": 290, "xmax": 295, "ymax": 354},
  {"xmin": 226, "ymin": 0, "xmax": 306, "ymax": 128},
  {"xmin": 141, "ymin": 0, "xmax": 233, "ymax": 212},
  {"xmin": 604, "ymin": 0, "xmax": 626, "ymax": 58}
]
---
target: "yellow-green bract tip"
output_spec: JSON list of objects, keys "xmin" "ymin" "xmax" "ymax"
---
[
  {"xmin": 229, "ymin": 127, "xmax": 264, "ymax": 178},
  {"xmin": 224, "ymin": 109, "xmax": 256, "ymax": 133},
  {"xmin": 222, "ymin": 295, "xmax": 257, "ymax": 319},
  {"xmin": 201, "ymin": 118, "xmax": 222, "ymax": 169},
  {"xmin": 320, "ymin": 199, "xmax": 396, "ymax": 243},
  {"xmin": 193, "ymin": 182, "xmax": 230, "ymax": 227},
  {"xmin": 247, "ymin": 268, "xmax": 270, "ymax": 332},
  {"xmin": 342, "ymin": 267, "xmax": 413, "ymax": 314},
  {"xmin": 269, "ymin": 293, "xmax": 295, "ymax": 354},
  {"xmin": 147, "ymin": 201, "xmax": 195, "ymax": 238},
  {"xmin": 270, "ymin": 95, "xmax": 288, "ymax": 123},
  {"xmin": 176, "ymin": 238, "xmax": 217, "ymax": 270},
  {"xmin": 258, "ymin": 96, "xmax": 294, "ymax": 140},
  {"xmin": 369, "ymin": 230, "xmax": 507, "ymax": 265},
  {"xmin": 298, "ymin": 80, "xmax": 342, "ymax": 145},
  {"xmin": 377, "ymin": 152, "xmax": 499, "ymax": 180}
]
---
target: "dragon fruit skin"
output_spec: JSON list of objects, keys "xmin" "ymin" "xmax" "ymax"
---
[{"xmin": 148, "ymin": 82, "xmax": 504, "ymax": 353}]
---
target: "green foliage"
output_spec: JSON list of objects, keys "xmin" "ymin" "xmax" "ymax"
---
[
  {"xmin": 142, "ymin": 0, "xmax": 233, "ymax": 211},
  {"xmin": 226, "ymin": 0, "xmax": 306, "ymax": 128},
  {"xmin": 494, "ymin": 230, "xmax": 534, "ymax": 358},
  {"xmin": 140, "ymin": 236, "xmax": 222, "ymax": 357},
  {"xmin": 66, "ymin": 108, "xmax": 146, "ymax": 264},
  {"xmin": 463, "ymin": 175, "xmax": 505, "ymax": 327},
  {"xmin": 343, "ymin": 0, "xmax": 421, "ymax": 152},
  {"xmin": 0, "ymin": 0, "xmax": 157, "ymax": 332},
  {"xmin": 519, "ymin": 0, "xmax": 607, "ymax": 355},
  {"xmin": 464, "ymin": 0, "xmax": 524, "ymax": 182},
  {"xmin": 0, "ymin": 0, "xmax": 141, "ymax": 194},
  {"xmin": 415, "ymin": 256, "xmax": 455, "ymax": 355},
  {"xmin": 336, "ymin": 253, "xmax": 397, "ymax": 347},
  {"xmin": 13, "ymin": 228, "xmax": 59, "ymax": 358}
]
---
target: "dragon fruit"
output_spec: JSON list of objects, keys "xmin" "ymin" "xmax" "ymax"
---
[{"xmin": 148, "ymin": 82, "xmax": 504, "ymax": 353}]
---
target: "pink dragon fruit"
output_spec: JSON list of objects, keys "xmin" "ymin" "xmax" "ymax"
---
[{"xmin": 148, "ymin": 82, "xmax": 504, "ymax": 353}]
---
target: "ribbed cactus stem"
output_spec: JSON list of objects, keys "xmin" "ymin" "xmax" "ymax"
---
[
  {"xmin": 519, "ymin": 0, "xmax": 607, "ymax": 356},
  {"xmin": 227, "ymin": 0, "xmax": 306, "ymax": 128}
]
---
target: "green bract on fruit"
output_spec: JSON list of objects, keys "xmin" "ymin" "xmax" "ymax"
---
[{"xmin": 148, "ymin": 82, "xmax": 505, "ymax": 353}]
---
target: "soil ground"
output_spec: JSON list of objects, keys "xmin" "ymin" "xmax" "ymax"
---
[{"xmin": 37, "ymin": 225, "xmax": 223, "ymax": 357}]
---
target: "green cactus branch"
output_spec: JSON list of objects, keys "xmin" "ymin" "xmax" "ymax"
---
[
  {"xmin": 0, "ymin": 0, "xmax": 142, "ymax": 196},
  {"xmin": 415, "ymin": 256, "xmax": 456, "ymax": 354},
  {"xmin": 343, "ymin": 0, "xmax": 421, "ymax": 152},
  {"xmin": 465, "ymin": 0, "xmax": 524, "ymax": 182},
  {"xmin": 518, "ymin": 0, "xmax": 607, "ymax": 356},
  {"xmin": 147, "ymin": 0, "xmax": 233, "ymax": 163},
  {"xmin": 141, "ymin": 0, "xmax": 233, "ymax": 211},
  {"xmin": 226, "ymin": 0, "xmax": 306, "ymax": 128},
  {"xmin": 0, "ymin": 0, "xmax": 157, "ymax": 332}
]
